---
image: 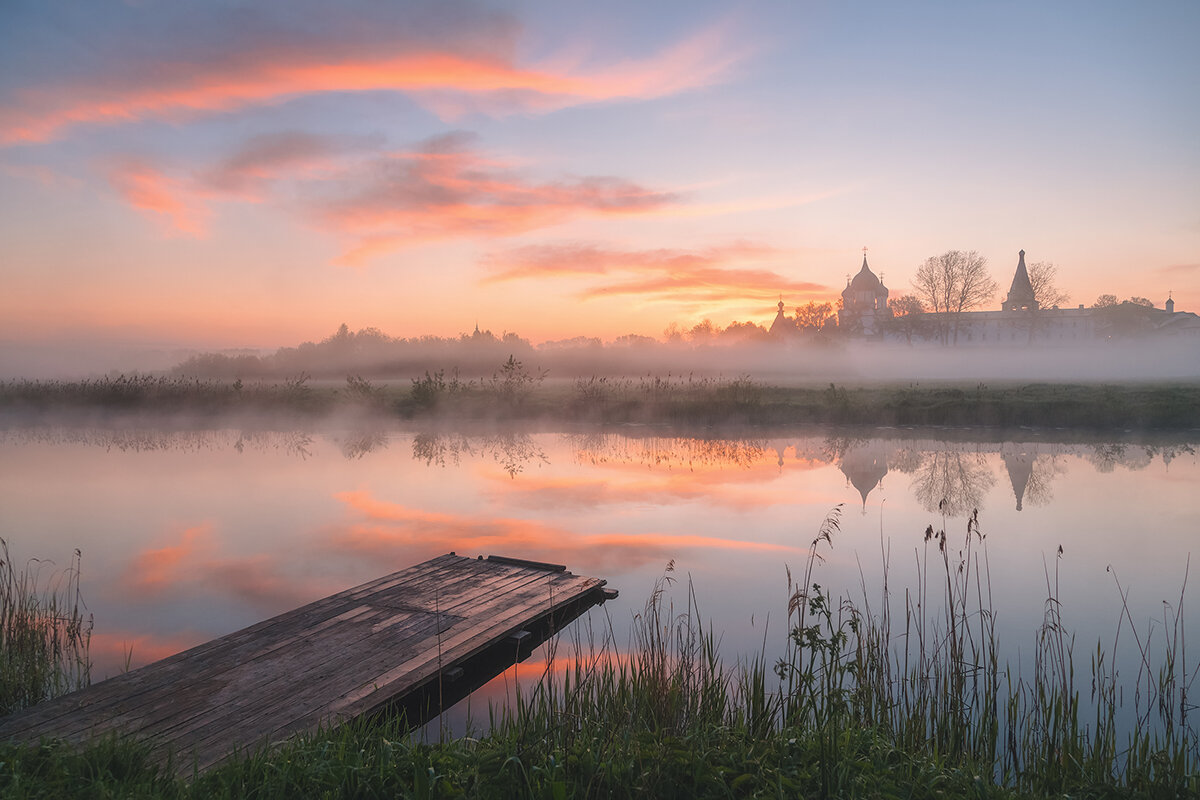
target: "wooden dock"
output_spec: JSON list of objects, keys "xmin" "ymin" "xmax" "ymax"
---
[{"xmin": 0, "ymin": 553, "xmax": 614, "ymax": 775}]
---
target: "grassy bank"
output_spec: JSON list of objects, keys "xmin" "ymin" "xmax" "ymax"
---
[
  {"xmin": 1, "ymin": 512, "xmax": 1195, "ymax": 798},
  {"xmin": 4, "ymin": 371, "xmax": 1200, "ymax": 431},
  {"xmin": 0, "ymin": 540, "xmax": 91, "ymax": 717}
]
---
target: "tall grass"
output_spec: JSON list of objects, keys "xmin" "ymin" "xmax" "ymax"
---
[
  {"xmin": 0, "ymin": 539, "xmax": 92, "ymax": 716},
  {"xmin": 0, "ymin": 515, "xmax": 1195, "ymax": 797},
  {"xmin": 489, "ymin": 508, "xmax": 1197, "ymax": 797}
]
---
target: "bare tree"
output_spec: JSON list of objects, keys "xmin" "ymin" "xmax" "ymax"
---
[
  {"xmin": 885, "ymin": 293, "xmax": 930, "ymax": 344},
  {"xmin": 794, "ymin": 300, "xmax": 835, "ymax": 333},
  {"xmin": 1092, "ymin": 293, "xmax": 1118, "ymax": 308},
  {"xmin": 911, "ymin": 250, "xmax": 998, "ymax": 344},
  {"xmin": 1026, "ymin": 261, "xmax": 1070, "ymax": 309}
]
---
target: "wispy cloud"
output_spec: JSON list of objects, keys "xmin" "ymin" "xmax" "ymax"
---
[
  {"xmin": 1156, "ymin": 263, "xmax": 1200, "ymax": 276},
  {"xmin": 200, "ymin": 131, "xmax": 357, "ymax": 200},
  {"xmin": 0, "ymin": 8, "xmax": 744, "ymax": 144},
  {"xmin": 107, "ymin": 159, "xmax": 209, "ymax": 236},
  {"xmin": 482, "ymin": 242, "xmax": 827, "ymax": 304},
  {"xmin": 102, "ymin": 131, "xmax": 680, "ymax": 257},
  {"xmin": 319, "ymin": 133, "xmax": 678, "ymax": 264}
]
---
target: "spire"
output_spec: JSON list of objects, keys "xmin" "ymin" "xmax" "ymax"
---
[{"xmin": 1002, "ymin": 249, "xmax": 1038, "ymax": 311}]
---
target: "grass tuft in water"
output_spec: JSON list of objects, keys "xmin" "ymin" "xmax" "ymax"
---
[{"xmin": 0, "ymin": 539, "xmax": 92, "ymax": 716}]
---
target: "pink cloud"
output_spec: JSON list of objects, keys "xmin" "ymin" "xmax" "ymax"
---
[
  {"xmin": 101, "ymin": 132, "xmax": 679, "ymax": 256},
  {"xmin": 107, "ymin": 159, "xmax": 209, "ymax": 236},
  {"xmin": 482, "ymin": 242, "xmax": 828, "ymax": 304},
  {"xmin": 0, "ymin": 17, "xmax": 745, "ymax": 144}
]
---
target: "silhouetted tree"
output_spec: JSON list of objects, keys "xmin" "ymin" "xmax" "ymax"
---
[
  {"xmin": 912, "ymin": 250, "xmax": 998, "ymax": 344},
  {"xmin": 885, "ymin": 294, "xmax": 930, "ymax": 344},
  {"xmin": 1027, "ymin": 261, "xmax": 1070, "ymax": 309},
  {"xmin": 1092, "ymin": 294, "xmax": 1119, "ymax": 308},
  {"xmin": 794, "ymin": 301, "xmax": 835, "ymax": 334}
]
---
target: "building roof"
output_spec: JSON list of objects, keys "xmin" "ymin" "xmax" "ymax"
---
[
  {"xmin": 847, "ymin": 255, "xmax": 885, "ymax": 294},
  {"xmin": 1003, "ymin": 250, "xmax": 1038, "ymax": 310}
]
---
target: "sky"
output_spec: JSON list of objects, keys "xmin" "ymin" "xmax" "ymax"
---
[{"xmin": 1, "ymin": 0, "xmax": 1198, "ymax": 358}]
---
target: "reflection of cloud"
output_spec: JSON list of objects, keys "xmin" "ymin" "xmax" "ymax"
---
[
  {"xmin": 479, "ymin": 470, "xmax": 784, "ymax": 512},
  {"xmin": 1, "ymin": 10, "xmax": 744, "ymax": 144},
  {"xmin": 89, "ymin": 630, "xmax": 206, "ymax": 675},
  {"xmin": 332, "ymin": 490, "xmax": 797, "ymax": 572},
  {"xmin": 124, "ymin": 524, "xmax": 214, "ymax": 596},
  {"xmin": 120, "ymin": 523, "xmax": 327, "ymax": 612},
  {"xmin": 482, "ymin": 242, "xmax": 826, "ymax": 304}
]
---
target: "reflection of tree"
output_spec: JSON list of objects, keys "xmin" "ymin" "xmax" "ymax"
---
[
  {"xmin": 411, "ymin": 432, "xmax": 547, "ymax": 478},
  {"xmin": 910, "ymin": 451, "xmax": 996, "ymax": 515},
  {"xmin": 1002, "ymin": 450, "xmax": 1065, "ymax": 510},
  {"xmin": 888, "ymin": 447, "xmax": 926, "ymax": 474},
  {"xmin": 820, "ymin": 435, "xmax": 868, "ymax": 463},
  {"xmin": 412, "ymin": 432, "xmax": 472, "ymax": 468},
  {"xmin": 564, "ymin": 434, "xmax": 765, "ymax": 470},
  {"xmin": 0, "ymin": 425, "xmax": 316, "ymax": 458},
  {"xmin": 1085, "ymin": 443, "xmax": 1154, "ymax": 473},
  {"xmin": 483, "ymin": 433, "xmax": 548, "ymax": 478},
  {"xmin": 338, "ymin": 430, "xmax": 388, "ymax": 459}
]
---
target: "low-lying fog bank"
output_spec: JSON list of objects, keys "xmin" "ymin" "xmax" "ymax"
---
[{"xmin": 4, "ymin": 337, "xmax": 1197, "ymax": 385}]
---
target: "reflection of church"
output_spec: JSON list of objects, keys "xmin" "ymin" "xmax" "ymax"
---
[
  {"xmin": 1001, "ymin": 449, "xmax": 1034, "ymax": 511},
  {"xmin": 833, "ymin": 440, "xmax": 1055, "ymax": 513},
  {"xmin": 837, "ymin": 440, "xmax": 890, "ymax": 511}
]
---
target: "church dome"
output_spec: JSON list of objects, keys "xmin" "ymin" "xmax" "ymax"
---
[
  {"xmin": 842, "ymin": 253, "xmax": 889, "ymax": 311},
  {"xmin": 848, "ymin": 256, "xmax": 884, "ymax": 293}
]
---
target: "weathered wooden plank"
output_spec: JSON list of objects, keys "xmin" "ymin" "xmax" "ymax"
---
[
  {"xmin": 156, "ymin": 568, "xmax": 584, "ymax": 758},
  {"xmin": 0, "ymin": 554, "xmax": 612, "ymax": 776}
]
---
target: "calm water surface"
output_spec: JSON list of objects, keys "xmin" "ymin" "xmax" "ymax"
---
[{"xmin": 2, "ymin": 420, "xmax": 1196, "ymax": 724}]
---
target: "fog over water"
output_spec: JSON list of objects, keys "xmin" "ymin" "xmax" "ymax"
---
[{"xmin": 3, "ymin": 336, "xmax": 1198, "ymax": 384}]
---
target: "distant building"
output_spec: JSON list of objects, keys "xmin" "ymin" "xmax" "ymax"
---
[
  {"xmin": 768, "ymin": 299, "xmax": 795, "ymax": 338},
  {"xmin": 777, "ymin": 249, "xmax": 1200, "ymax": 345},
  {"xmin": 837, "ymin": 253, "xmax": 892, "ymax": 336}
]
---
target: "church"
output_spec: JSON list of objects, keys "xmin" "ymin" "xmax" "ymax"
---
[{"xmin": 785, "ymin": 249, "xmax": 1200, "ymax": 345}]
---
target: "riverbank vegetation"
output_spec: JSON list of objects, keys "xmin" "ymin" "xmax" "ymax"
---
[
  {"xmin": 4, "ymin": 369, "xmax": 1200, "ymax": 431},
  {"xmin": 0, "ymin": 540, "xmax": 91, "ymax": 717},
  {"xmin": 1, "ymin": 512, "xmax": 1195, "ymax": 798}
]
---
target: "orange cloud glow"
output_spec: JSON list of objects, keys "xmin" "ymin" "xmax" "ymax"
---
[
  {"xmin": 89, "ymin": 630, "xmax": 207, "ymax": 675},
  {"xmin": 0, "ymin": 24, "xmax": 743, "ymax": 145},
  {"xmin": 120, "ymin": 523, "xmax": 330, "ymax": 612},
  {"xmin": 124, "ymin": 523, "xmax": 214, "ymax": 596},
  {"xmin": 321, "ymin": 135, "xmax": 679, "ymax": 264},
  {"xmin": 100, "ymin": 132, "xmax": 679, "ymax": 259},
  {"xmin": 482, "ymin": 243, "xmax": 827, "ymax": 304},
  {"xmin": 107, "ymin": 160, "xmax": 208, "ymax": 236}
]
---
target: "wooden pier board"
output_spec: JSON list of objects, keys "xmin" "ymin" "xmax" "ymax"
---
[{"xmin": 0, "ymin": 553, "xmax": 614, "ymax": 775}]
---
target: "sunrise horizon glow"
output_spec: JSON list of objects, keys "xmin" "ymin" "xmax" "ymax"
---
[{"xmin": 2, "ymin": 1, "xmax": 1198, "ymax": 361}]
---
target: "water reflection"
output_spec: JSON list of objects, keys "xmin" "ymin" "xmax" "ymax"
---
[
  {"xmin": 412, "ymin": 432, "xmax": 547, "ymax": 477},
  {"xmin": 564, "ymin": 432, "xmax": 766, "ymax": 470},
  {"xmin": 2, "ymin": 419, "xmax": 1195, "ymax": 696},
  {"xmin": 338, "ymin": 430, "xmax": 388, "ymax": 459}
]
